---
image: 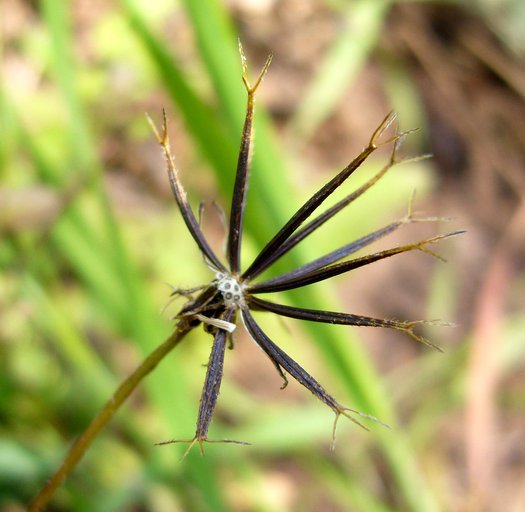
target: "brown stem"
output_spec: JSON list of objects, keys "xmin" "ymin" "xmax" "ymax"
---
[{"xmin": 29, "ymin": 323, "xmax": 192, "ymax": 511}]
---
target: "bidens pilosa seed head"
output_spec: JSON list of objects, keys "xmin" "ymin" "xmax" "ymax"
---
[{"xmin": 148, "ymin": 42, "xmax": 463, "ymax": 456}]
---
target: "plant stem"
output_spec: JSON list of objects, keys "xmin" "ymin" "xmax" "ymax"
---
[{"xmin": 29, "ymin": 323, "xmax": 192, "ymax": 511}]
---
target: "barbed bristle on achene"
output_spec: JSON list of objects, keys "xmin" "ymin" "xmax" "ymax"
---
[{"xmin": 147, "ymin": 47, "xmax": 463, "ymax": 456}]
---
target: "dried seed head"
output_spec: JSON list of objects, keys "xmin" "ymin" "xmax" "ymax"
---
[{"xmin": 151, "ymin": 49, "xmax": 461, "ymax": 456}]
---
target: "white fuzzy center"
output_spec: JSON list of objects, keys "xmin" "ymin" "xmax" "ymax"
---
[{"xmin": 215, "ymin": 273, "xmax": 244, "ymax": 307}]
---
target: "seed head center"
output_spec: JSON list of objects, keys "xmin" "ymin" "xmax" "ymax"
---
[{"xmin": 215, "ymin": 273, "xmax": 245, "ymax": 307}]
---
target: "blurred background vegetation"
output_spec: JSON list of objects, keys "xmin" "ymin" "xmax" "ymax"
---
[{"xmin": 1, "ymin": 0, "xmax": 524, "ymax": 511}]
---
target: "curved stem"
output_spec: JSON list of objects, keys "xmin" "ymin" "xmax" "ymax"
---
[{"xmin": 29, "ymin": 323, "xmax": 192, "ymax": 512}]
